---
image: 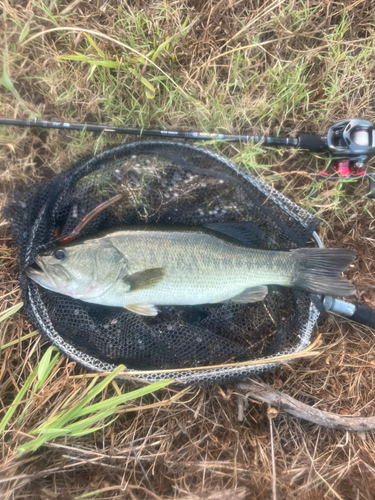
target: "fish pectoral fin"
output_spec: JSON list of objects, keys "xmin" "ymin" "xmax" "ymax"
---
[
  {"xmin": 123, "ymin": 267, "xmax": 166, "ymax": 292},
  {"xmin": 125, "ymin": 304, "xmax": 159, "ymax": 316},
  {"xmin": 231, "ymin": 285, "xmax": 268, "ymax": 304}
]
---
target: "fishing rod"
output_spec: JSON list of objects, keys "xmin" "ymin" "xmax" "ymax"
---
[
  {"xmin": 2, "ymin": 116, "xmax": 374, "ymax": 327},
  {"xmin": 1, "ymin": 116, "xmax": 375, "ymax": 197},
  {"xmin": 0, "ymin": 117, "xmax": 301, "ymax": 145}
]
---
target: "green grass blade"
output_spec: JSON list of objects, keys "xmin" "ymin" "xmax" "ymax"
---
[
  {"xmin": 57, "ymin": 53, "xmax": 119, "ymax": 68},
  {"xmin": 140, "ymin": 76, "xmax": 156, "ymax": 99},
  {"xmin": 17, "ymin": 433, "xmax": 55, "ymax": 455},
  {"xmin": 151, "ymin": 36, "xmax": 172, "ymax": 62},
  {"xmin": 31, "ymin": 427, "xmax": 71, "ymax": 436},
  {"xmin": 86, "ymin": 60, "xmax": 119, "ymax": 69},
  {"xmin": 59, "ymin": 408, "xmax": 117, "ymax": 434},
  {"xmin": 1, "ymin": 330, "xmax": 39, "ymax": 350},
  {"xmin": 19, "ymin": 376, "xmax": 173, "ymax": 455},
  {"xmin": 69, "ymin": 421, "xmax": 116, "ymax": 437},
  {"xmin": 0, "ymin": 365, "xmax": 39, "ymax": 433},
  {"xmin": 78, "ymin": 366, "xmax": 126, "ymax": 407},
  {"xmin": 33, "ymin": 366, "xmax": 125, "ymax": 433},
  {"xmin": 16, "ymin": 349, "xmax": 59, "ymax": 424},
  {"xmin": 35, "ymin": 347, "xmax": 60, "ymax": 392},
  {"xmin": 36, "ymin": 346, "xmax": 54, "ymax": 382},
  {"xmin": 67, "ymin": 378, "xmax": 173, "ymax": 419},
  {"xmin": 150, "ymin": 20, "xmax": 193, "ymax": 62},
  {"xmin": 83, "ymin": 33, "xmax": 105, "ymax": 57},
  {"xmin": 1, "ymin": 55, "xmax": 29, "ymax": 112},
  {"xmin": 57, "ymin": 53, "xmax": 93, "ymax": 62},
  {"xmin": 35, "ymin": 377, "xmax": 99, "ymax": 432},
  {"xmin": 19, "ymin": 23, "xmax": 30, "ymax": 43},
  {"xmin": 0, "ymin": 303, "xmax": 23, "ymax": 323}
]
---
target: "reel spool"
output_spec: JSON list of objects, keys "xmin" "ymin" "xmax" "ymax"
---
[{"xmin": 326, "ymin": 119, "xmax": 375, "ymax": 165}]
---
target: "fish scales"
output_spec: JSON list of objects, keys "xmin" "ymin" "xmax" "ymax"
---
[{"xmin": 25, "ymin": 226, "xmax": 357, "ymax": 316}]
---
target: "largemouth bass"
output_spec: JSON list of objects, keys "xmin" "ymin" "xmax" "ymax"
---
[{"xmin": 25, "ymin": 226, "xmax": 356, "ymax": 316}]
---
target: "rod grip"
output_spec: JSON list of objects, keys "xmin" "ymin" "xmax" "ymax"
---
[
  {"xmin": 351, "ymin": 303, "xmax": 375, "ymax": 328},
  {"xmin": 298, "ymin": 133, "xmax": 326, "ymax": 152}
]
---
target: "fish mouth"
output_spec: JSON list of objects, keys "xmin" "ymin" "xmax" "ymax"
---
[
  {"xmin": 25, "ymin": 257, "xmax": 57, "ymax": 288},
  {"xmin": 25, "ymin": 261, "xmax": 44, "ymax": 278},
  {"xmin": 26, "ymin": 260, "xmax": 43, "ymax": 273}
]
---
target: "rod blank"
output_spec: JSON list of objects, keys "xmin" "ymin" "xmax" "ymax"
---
[{"xmin": 0, "ymin": 117, "xmax": 298, "ymax": 146}]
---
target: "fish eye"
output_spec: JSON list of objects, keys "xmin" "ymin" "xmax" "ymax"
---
[{"xmin": 54, "ymin": 249, "xmax": 66, "ymax": 260}]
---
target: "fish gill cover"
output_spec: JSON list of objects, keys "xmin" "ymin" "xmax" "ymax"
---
[{"xmin": 3, "ymin": 141, "xmax": 321, "ymax": 385}]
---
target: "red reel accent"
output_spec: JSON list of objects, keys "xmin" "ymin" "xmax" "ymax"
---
[
  {"xmin": 332, "ymin": 160, "xmax": 367, "ymax": 178},
  {"xmin": 333, "ymin": 160, "xmax": 351, "ymax": 177},
  {"xmin": 319, "ymin": 161, "xmax": 367, "ymax": 180}
]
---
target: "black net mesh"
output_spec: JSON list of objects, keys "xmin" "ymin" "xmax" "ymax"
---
[{"xmin": 3, "ymin": 141, "xmax": 321, "ymax": 385}]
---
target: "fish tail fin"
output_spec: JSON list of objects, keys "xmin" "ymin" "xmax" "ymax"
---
[{"xmin": 293, "ymin": 248, "xmax": 357, "ymax": 296}]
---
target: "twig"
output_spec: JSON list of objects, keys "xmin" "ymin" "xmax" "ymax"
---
[
  {"xmin": 129, "ymin": 442, "xmax": 155, "ymax": 493},
  {"xmin": 237, "ymin": 395, "xmax": 245, "ymax": 422},
  {"xmin": 235, "ymin": 380, "xmax": 375, "ymax": 431},
  {"xmin": 268, "ymin": 406, "xmax": 277, "ymax": 500}
]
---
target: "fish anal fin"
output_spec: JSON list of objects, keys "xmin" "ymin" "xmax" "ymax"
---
[
  {"xmin": 125, "ymin": 304, "xmax": 158, "ymax": 316},
  {"xmin": 231, "ymin": 285, "xmax": 268, "ymax": 304},
  {"xmin": 123, "ymin": 267, "xmax": 166, "ymax": 291}
]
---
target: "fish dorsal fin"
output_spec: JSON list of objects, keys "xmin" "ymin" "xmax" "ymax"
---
[
  {"xmin": 125, "ymin": 304, "xmax": 158, "ymax": 316},
  {"xmin": 203, "ymin": 222, "xmax": 264, "ymax": 247},
  {"xmin": 231, "ymin": 285, "xmax": 268, "ymax": 304},
  {"xmin": 123, "ymin": 268, "xmax": 166, "ymax": 291}
]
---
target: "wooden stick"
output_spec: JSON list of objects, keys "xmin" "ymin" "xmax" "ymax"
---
[{"xmin": 236, "ymin": 380, "xmax": 375, "ymax": 431}]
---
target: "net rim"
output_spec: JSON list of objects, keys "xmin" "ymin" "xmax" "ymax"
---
[
  {"xmin": 20, "ymin": 140, "xmax": 320, "ymax": 385},
  {"xmin": 27, "ymin": 281, "xmax": 319, "ymax": 385}
]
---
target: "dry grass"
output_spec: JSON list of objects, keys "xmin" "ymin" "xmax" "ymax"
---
[{"xmin": 1, "ymin": 0, "xmax": 375, "ymax": 498}]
